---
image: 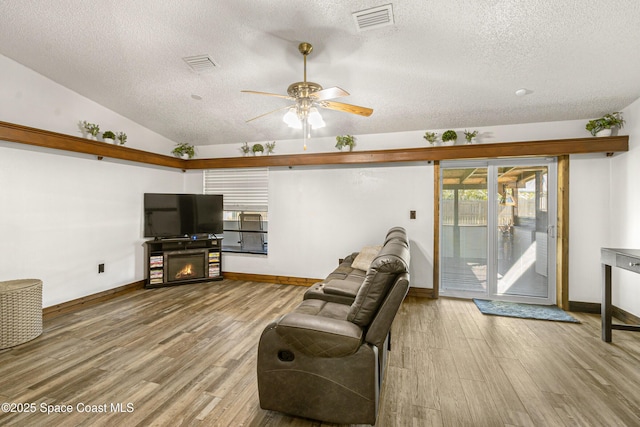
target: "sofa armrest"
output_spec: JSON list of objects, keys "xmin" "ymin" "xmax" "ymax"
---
[
  {"xmin": 324, "ymin": 279, "xmax": 361, "ymax": 298},
  {"xmin": 275, "ymin": 312, "xmax": 363, "ymax": 357}
]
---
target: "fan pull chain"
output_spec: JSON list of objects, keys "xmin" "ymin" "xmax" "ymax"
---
[{"xmin": 303, "ymin": 118, "xmax": 309, "ymax": 150}]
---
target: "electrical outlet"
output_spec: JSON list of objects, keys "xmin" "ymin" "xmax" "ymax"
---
[
  {"xmin": 410, "ymin": 210, "xmax": 416, "ymax": 219},
  {"xmin": 98, "ymin": 263, "xmax": 105, "ymax": 273}
]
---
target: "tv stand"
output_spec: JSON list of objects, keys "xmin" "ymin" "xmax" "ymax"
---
[{"xmin": 144, "ymin": 237, "xmax": 223, "ymax": 288}]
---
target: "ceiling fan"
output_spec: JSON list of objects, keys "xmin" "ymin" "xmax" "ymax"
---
[{"xmin": 242, "ymin": 42, "xmax": 373, "ymax": 144}]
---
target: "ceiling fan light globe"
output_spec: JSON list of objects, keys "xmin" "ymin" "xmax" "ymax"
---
[
  {"xmin": 283, "ymin": 108, "xmax": 302, "ymax": 129},
  {"xmin": 308, "ymin": 108, "xmax": 326, "ymax": 128}
]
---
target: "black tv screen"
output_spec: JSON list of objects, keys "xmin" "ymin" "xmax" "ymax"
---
[
  {"xmin": 193, "ymin": 194, "xmax": 223, "ymax": 234},
  {"xmin": 144, "ymin": 193, "xmax": 223, "ymax": 238}
]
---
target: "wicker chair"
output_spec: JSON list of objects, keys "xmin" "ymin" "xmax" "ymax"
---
[{"xmin": 0, "ymin": 279, "xmax": 43, "ymax": 349}]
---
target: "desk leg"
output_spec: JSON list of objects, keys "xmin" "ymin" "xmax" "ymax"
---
[{"xmin": 602, "ymin": 263, "xmax": 612, "ymax": 342}]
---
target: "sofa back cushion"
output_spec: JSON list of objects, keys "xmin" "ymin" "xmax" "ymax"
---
[
  {"xmin": 365, "ymin": 272, "xmax": 410, "ymax": 348},
  {"xmin": 347, "ymin": 240, "xmax": 410, "ymax": 327}
]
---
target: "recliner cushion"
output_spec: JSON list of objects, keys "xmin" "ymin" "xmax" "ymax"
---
[
  {"xmin": 275, "ymin": 300, "xmax": 363, "ymax": 357},
  {"xmin": 293, "ymin": 298, "xmax": 351, "ymax": 319}
]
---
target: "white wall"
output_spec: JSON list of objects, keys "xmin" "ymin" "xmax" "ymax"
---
[
  {"xmin": 568, "ymin": 155, "xmax": 611, "ymax": 302},
  {"xmin": 185, "ymin": 163, "xmax": 433, "ymax": 284},
  {"xmin": 0, "ymin": 144, "xmax": 186, "ymax": 306},
  {"xmin": 568, "ymin": 98, "xmax": 640, "ymax": 316},
  {"xmin": 609, "ymin": 97, "xmax": 640, "ymax": 315}
]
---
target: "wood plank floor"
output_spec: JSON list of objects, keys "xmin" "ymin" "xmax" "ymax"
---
[{"xmin": 1, "ymin": 280, "xmax": 639, "ymax": 426}]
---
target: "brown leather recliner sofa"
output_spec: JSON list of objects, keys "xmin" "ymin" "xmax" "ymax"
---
[{"xmin": 257, "ymin": 227, "xmax": 410, "ymax": 425}]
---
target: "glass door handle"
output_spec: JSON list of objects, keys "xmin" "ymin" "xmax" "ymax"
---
[{"xmin": 548, "ymin": 225, "xmax": 556, "ymax": 238}]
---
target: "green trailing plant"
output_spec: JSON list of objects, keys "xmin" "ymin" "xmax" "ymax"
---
[
  {"xmin": 252, "ymin": 143, "xmax": 264, "ymax": 154},
  {"xmin": 82, "ymin": 121, "xmax": 100, "ymax": 137},
  {"xmin": 464, "ymin": 130, "xmax": 478, "ymax": 143},
  {"xmin": 423, "ymin": 132, "xmax": 438, "ymax": 144},
  {"xmin": 172, "ymin": 142, "xmax": 195, "ymax": 158},
  {"xmin": 240, "ymin": 142, "xmax": 251, "ymax": 155},
  {"xmin": 265, "ymin": 141, "xmax": 276, "ymax": 154},
  {"xmin": 115, "ymin": 132, "xmax": 127, "ymax": 145},
  {"xmin": 442, "ymin": 130, "xmax": 457, "ymax": 143},
  {"xmin": 335, "ymin": 135, "xmax": 355, "ymax": 151},
  {"xmin": 585, "ymin": 112, "xmax": 625, "ymax": 136},
  {"xmin": 102, "ymin": 130, "xmax": 116, "ymax": 140}
]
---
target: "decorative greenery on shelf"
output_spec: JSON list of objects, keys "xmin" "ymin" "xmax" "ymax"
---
[
  {"xmin": 82, "ymin": 121, "xmax": 100, "ymax": 137},
  {"xmin": 102, "ymin": 130, "xmax": 116, "ymax": 141},
  {"xmin": 252, "ymin": 143, "xmax": 264, "ymax": 155},
  {"xmin": 265, "ymin": 141, "xmax": 276, "ymax": 155},
  {"xmin": 442, "ymin": 130, "xmax": 457, "ymax": 143},
  {"xmin": 335, "ymin": 135, "xmax": 356, "ymax": 151},
  {"xmin": 464, "ymin": 130, "xmax": 478, "ymax": 143},
  {"xmin": 585, "ymin": 112, "xmax": 625, "ymax": 136},
  {"xmin": 423, "ymin": 132, "xmax": 438, "ymax": 145},
  {"xmin": 240, "ymin": 142, "xmax": 251, "ymax": 155},
  {"xmin": 115, "ymin": 132, "xmax": 127, "ymax": 145},
  {"xmin": 172, "ymin": 142, "xmax": 195, "ymax": 158}
]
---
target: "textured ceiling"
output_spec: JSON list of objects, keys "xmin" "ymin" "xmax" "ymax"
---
[{"xmin": 1, "ymin": 1, "xmax": 640, "ymax": 146}]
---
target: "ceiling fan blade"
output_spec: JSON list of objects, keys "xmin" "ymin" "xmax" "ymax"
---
[
  {"xmin": 319, "ymin": 100, "xmax": 373, "ymax": 117},
  {"xmin": 310, "ymin": 86, "xmax": 350, "ymax": 101},
  {"xmin": 241, "ymin": 90, "xmax": 293, "ymax": 100},
  {"xmin": 245, "ymin": 105, "xmax": 293, "ymax": 123}
]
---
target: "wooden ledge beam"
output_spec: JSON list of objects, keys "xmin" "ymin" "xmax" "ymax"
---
[
  {"xmin": 186, "ymin": 136, "xmax": 629, "ymax": 169},
  {"xmin": 0, "ymin": 121, "xmax": 629, "ymax": 170},
  {"xmin": 0, "ymin": 121, "xmax": 185, "ymax": 169}
]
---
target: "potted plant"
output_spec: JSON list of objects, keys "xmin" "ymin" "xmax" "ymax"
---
[
  {"xmin": 115, "ymin": 132, "xmax": 127, "ymax": 145},
  {"xmin": 82, "ymin": 121, "xmax": 100, "ymax": 140},
  {"xmin": 102, "ymin": 130, "xmax": 116, "ymax": 144},
  {"xmin": 464, "ymin": 130, "xmax": 478, "ymax": 144},
  {"xmin": 585, "ymin": 112, "xmax": 625, "ymax": 137},
  {"xmin": 335, "ymin": 135, "xmax": 355, "ymax": 151},
  {"xmin": 172, "ymin": 142, "xmax": 195, "ymax": 159},
  {"xmin": 265, "ymin": 141, "xmax": 276, "ymax": 155},
  {"xmin": 252, "ymin": 143, "xmax": 264, "ymax": 155},
  {"xmin": 423, "ymin": 132, "xmax": 438, "ymax": 145},
  {"xmin": 240, "ymin": 142, "xmax": 251, "ymax": 156},
  {"xmin": 442, "ymin": 130, "xmax": 457, "ymax": 145}
]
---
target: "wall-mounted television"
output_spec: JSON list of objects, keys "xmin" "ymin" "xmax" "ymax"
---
[{"xmin": 143, "ymin": 193, "xmax": 223, "ymax": 238}]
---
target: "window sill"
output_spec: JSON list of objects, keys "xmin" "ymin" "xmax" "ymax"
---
[{"xmin": 222, "ymin": 245, "xmax": 268, "ymax": 256}]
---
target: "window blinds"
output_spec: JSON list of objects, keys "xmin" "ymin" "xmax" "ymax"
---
[{"xmin": 203, "ymin": 168, "xmax": 269, "ymax": 211}]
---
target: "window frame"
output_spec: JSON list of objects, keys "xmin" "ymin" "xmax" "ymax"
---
[{"xmin": 203, "ymin": 168, "xmax": 269, "ymax": 254}]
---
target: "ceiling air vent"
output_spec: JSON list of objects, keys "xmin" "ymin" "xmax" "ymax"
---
[
  {"xmin": 182, "ymin": 55, "xmax": 218, "ymax": 73},
  {"xmin": 352, "ymin": 4, "xmax": 394, "ymax": 32}
]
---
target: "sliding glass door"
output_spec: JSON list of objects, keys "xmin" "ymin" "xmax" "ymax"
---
[
  {"xmin": 440, "ymin": 159, "xmax": 557, "ymax": 304},
  {"xmin": 440, "ymin": 165, "xmax": 489, "ymax": 294}
]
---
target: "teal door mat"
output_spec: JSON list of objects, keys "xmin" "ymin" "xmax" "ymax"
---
[{"xmin": 473, "ymin": 299, "xmax": 580, "ymax": 323}]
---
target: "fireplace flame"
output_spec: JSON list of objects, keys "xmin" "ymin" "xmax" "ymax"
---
[{"xmin": 175, "ymin": 263, "xmax": 195, "ymax": 279}]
